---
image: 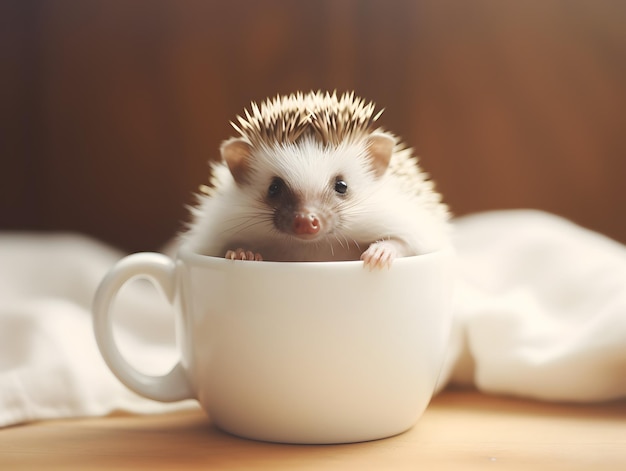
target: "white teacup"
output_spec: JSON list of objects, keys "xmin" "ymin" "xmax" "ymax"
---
[{"xmin": 93, "ymin": 244, "xmax": 454, "ymax": 444}]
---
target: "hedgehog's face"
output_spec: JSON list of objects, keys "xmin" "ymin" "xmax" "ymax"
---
[{"xmin": 220, "ymin": 133, "xmax": 395, "ymax": 244}]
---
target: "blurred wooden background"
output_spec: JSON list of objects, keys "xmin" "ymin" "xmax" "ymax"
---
[{"xmin": 2, "ymin": 0, "xmax": 625, "ymax": 253}]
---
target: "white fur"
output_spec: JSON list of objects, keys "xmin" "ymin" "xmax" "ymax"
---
[{"xmin": 184, "ymin": 137, "xmax": 450, "ymax": 262}]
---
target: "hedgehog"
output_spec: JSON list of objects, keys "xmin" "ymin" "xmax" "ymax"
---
[{"xmin": 183, "ymin": 91, "xmax": 450, "ymax": 269}]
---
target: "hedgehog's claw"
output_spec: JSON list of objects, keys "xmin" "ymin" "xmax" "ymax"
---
[
  {"xmin": 225, "ymin": 248, "xmax": 263, "ymax": 262},
  {"xmin": 361, "ymin": 241, "xmax": 399, "ymax": 271}
]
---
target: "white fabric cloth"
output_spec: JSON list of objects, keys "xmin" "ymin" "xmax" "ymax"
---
[
  {"xmin": 0, "ymin": 234, "xmax": 197, "ymax": 427},
  {"xmin": 439, "ymin": 210, "xmax": 626, "ymax": 401},
  {"xmin": 1, "ymin": 210, "xmax": 625, "ymax": 427}
]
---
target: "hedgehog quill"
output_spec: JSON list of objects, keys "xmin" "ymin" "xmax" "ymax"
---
[{"xmin": 184, "ymin": 91, "xmax": 450, "ymax": 269}]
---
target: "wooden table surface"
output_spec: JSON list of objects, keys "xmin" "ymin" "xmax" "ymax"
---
[{"xmin": 1, "ymin": 390, "xmax": 624, "ymax": 470}]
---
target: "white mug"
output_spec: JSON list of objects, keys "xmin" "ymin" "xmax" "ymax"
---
[{"xmin": 93, "ymin": 244, "xmax": 454, "ymax": 444}]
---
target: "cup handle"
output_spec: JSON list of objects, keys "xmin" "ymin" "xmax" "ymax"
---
[{"xmin": 92, "ymin": 252, "xmax": 194, "ymax": 402}]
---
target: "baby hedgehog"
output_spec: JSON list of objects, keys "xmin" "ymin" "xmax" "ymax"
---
[{"xmin": 184, "ymin": 91, "xmax": 450, "ymax": 269}]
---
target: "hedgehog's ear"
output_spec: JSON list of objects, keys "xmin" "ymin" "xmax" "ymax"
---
[
  {"xmin": 366, "ymin": 132, "xmax": 395, "ymax": 178},
  {"xmin": 221, "ymin": 137, "xmax": 253, "ymax": 185}
]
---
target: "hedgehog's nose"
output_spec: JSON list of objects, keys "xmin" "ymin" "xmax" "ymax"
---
[{"xmin": 293, "ymin": 212, "xmax": 321, "ymax": 236}]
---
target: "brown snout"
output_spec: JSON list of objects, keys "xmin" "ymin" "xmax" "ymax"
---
[{"xmin": 292, "ymin": 212, "xmax": 321, "ymax": 236}]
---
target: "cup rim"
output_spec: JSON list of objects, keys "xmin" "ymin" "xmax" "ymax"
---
[{"xmin": 177, "ymin": 243, "xmax": 453, "ymax": 270}]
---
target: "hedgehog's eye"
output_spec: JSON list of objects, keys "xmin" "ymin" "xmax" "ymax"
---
[
  {"xmin": 268, "ymin": 177, "xmax": 284, "ymax": 197},
  {"xmin": 334, "ymin": 178, "xmax": 348, "ymax": 195}
]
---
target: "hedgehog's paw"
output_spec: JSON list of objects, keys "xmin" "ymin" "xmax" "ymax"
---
[
  {"xmin": 224, "ymin": 248, "xmax": 263, "ymax": 261},
  {"xmin": 360, "ymin": 241, "xmax": 398, "ymax": 271}
]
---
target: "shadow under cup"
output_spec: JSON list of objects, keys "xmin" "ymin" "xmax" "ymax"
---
[{"xmin": 93, "ymin": 245, "xmax": 455, "ymax": 444}]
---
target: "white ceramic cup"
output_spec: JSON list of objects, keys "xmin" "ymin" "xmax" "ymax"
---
[{"xmin": 93, "ymin": 244, "xmax": 454, "ymax": 444}]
